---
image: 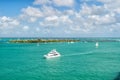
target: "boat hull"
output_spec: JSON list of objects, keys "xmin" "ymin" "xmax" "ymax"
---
[{"xmin": 44, "ymin": 55, "xmax": 61, "ymax": 59}]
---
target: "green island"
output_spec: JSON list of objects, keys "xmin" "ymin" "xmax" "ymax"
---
[{"xmin": 9, "ymin": 39, "xmax": 80, "ymax": 43}]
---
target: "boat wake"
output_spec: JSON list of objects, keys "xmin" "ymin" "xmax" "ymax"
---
[{"xmin": 63, "ymin": 51, "xmax": 94, "ymax": 57}]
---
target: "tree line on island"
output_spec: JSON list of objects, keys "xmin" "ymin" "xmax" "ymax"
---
[{"xmin": 9, "ymin": 39, "xmax": 80, "ymax": 43}]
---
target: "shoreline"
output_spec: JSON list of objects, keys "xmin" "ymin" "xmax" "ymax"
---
[{"xmin": 9, "ymin": 39, "xmax": 80, "ymax": 43}]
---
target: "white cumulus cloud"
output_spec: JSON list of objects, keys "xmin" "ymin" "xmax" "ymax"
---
[
  {"xmin": 33, "ymin": 0, "xmax": 74, "ymax": 7},
  {"xmin": 23, "ymin": 26, "xmax": 29, "ymax": 31},
  {"xmin": 0, "ymin": 16, "xmax": 19, "ymax": 27},
  {"xmin": 20, "ymin": 6, "xmax": 43, "ymax": 22},
  {"xmin": 2, "ymin": 0, "xmax": 120, "ymax": 37},
  {"xmin": 33, "ymin": 0, "xmax": 49, "ymax": 5},
  {"xmin": 22, "ymin": 6, "xmax": 43, "ymax": 17},
  {"xmin": 53, "ymin": 0, "xmax": 74, "ymax": 7}
]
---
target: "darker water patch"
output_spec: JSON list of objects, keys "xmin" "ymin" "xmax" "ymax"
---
[{"xmin": 114, "ymin": 72, "xmax": 120, "ymax": 80}]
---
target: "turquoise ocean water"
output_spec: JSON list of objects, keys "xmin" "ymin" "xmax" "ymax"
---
[{"xmin": 0, "ymin": 38, "xmax": 120, "ymax": 80}]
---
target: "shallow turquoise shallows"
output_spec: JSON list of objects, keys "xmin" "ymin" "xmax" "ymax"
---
[{"xmin": 0, "ymin": 38, "xmax": 120, "ymax": 80}]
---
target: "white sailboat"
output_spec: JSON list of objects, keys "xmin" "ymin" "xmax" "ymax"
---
[{"xmin": 95, "ymin": 42, "xmax": 99, "ymax": 47}]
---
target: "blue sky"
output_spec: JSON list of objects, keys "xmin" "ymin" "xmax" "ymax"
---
[
  {"xmin": 0, "ymin": 0, "xmax": 33, "ymax": 16},
  {"xmin": 0, "ymin": 0, "xmax": 120, "ymax": 37}
]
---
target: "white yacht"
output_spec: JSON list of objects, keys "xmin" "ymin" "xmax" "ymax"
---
[{"xmin": 44, "ymin": 49, "xmax": 61, "ymax": 59}]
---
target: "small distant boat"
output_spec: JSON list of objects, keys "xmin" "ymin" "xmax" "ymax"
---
[
  {"xmin": 44, "ymin": 49, "xmax": 61, "ymax": 59},
  {"xmin": 70, "ymin": 42, "xmax": 74, "ymax": 43},
  {"xmin": 68, "ymin": 41, "xmax": 74, "ymax": 44},
  {"xmin": 95, "ymin": 42, "xmax": 99, "ymax": 47}
]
